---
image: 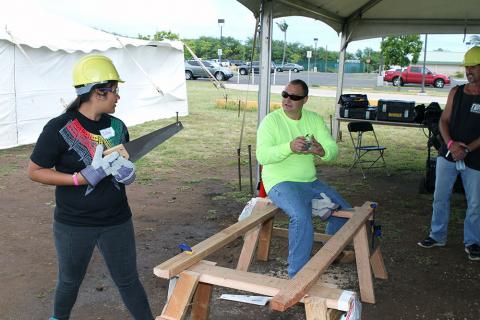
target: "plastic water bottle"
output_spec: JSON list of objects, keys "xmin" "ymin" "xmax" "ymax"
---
[{"xmin": 456, "ymin": 160, "xmax": 466, "ymax": 171}]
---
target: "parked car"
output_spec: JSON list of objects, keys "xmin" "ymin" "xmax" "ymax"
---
[
  {"xmin": 229, "ymin": 59, "xmax": 245, "ymax": 66},
  {"xmin": 184, "ymin": 60, "xmax": 233, "ymax": 81},
  {"xmin": 210, "ymin": 58, "xmax": 230, "ymax": 67},
  {"xmin": 237, "ymin": 61, "xmax": 275, "ymax": 75},
  {"xmin": 383, "ymin": 65, "xmax": 450, "ymax": 88},
  {"xmin": 276, "ymin": 63, "xmax": 304, "ymax": 72}
]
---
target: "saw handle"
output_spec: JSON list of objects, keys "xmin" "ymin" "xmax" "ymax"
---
[{"xmin": 104, "ymin": 144, "xmax": 130, "ymax": 160}]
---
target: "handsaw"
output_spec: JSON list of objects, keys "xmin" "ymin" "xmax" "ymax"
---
[{"xmin": 104, "ymin": 121, "xmax": 183, "ymax": 162}]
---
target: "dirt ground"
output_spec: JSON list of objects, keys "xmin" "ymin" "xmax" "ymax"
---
[{"xmin": 1, "ymin": 144, "xmax": 479, "ymax": 320}]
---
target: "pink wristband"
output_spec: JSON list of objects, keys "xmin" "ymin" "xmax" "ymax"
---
[
  {"xmin": 447, "ymin": 140, "xmax": 454, "ymax": 150},
  {"xmin": 72, "ymin": 172, "xmax": 79, "ymax": 186}
]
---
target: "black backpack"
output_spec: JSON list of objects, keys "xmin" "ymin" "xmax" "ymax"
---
[{"xmin": 423, "ymin": 102, "xmax": 443, "ymax": 150}]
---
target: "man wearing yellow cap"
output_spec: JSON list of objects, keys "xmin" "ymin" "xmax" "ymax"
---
[{"xmin": 418, "ymin": 47, "xmax": 480, "ymax": 261}]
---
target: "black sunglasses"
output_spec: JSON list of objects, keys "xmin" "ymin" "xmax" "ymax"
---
[{"xmin": 281, "ymin": 91, "xmax": 306, "ymax": 101}]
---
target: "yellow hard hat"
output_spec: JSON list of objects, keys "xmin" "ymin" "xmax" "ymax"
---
[
  {"xmin": 463, "ymin": 46, "xmax": 480, "ymax": 67},
  {"xmin": 72, "ymin": 54, "xmax": 124, "ymax": 87}
]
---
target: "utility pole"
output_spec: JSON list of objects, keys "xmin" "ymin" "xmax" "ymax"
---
[
  {"xmin": 421, "ymin": 34, "xmax": 428, "ymax": 94},
  {"xmin": 324, "ymin": 45, "xmax": 328, "ymax": 72},
  {"xmin": 218, "ymin": 18, "xmax": 225, "ymax": 64},
  {"xmin": 313, "ymin": 37, "xmax": 318, "ymax": 72}
]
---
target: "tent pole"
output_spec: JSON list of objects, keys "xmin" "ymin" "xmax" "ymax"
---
[
  {"xmin": 333, "ymin": 27, "xmax": 347, "ymax": 141},
  {"xmin": 256, "ymin": 0, "xmax": 273, "ymax": 193}
]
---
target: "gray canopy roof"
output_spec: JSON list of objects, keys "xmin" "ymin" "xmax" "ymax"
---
[{"xmin": 237, "ymin": 0, "xmax": 480, "ymax": 43}]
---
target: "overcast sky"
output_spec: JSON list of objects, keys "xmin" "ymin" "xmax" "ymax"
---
[{"xmin": 17, "ymin": 0, "xmax": 475, "ymax": 54}]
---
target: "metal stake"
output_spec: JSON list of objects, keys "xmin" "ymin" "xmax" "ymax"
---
[
  {"xmin": 248, "ymin": 145, "xmax": 254, "ymax": 196},
  {"xmin": 237, "ymin": 148, "xmax": 242, "ymax": 191}
]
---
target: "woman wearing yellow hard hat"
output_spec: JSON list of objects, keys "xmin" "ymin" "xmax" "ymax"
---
[{"xmin": 27, "ymin": 54, "xmax": 154, "ymax": 319}]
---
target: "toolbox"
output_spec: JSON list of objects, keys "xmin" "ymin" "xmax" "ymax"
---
[
  {"xmin": 339, "ymin": 106, "xmax": 377, "ymax": 120},
  {"xmin": 377, "ymin": 99, "xmax": 416, "ymax": 122},
  {"xmin": 338, "ymin": 94, "xmax": 369, "ymax": 108}
]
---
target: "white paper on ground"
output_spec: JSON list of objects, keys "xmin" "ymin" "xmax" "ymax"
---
[{"xmin": 219, "ymin": 294, "xmax": 271, "ymax": 306}]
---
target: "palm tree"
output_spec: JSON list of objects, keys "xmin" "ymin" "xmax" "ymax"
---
[
  {"xmin": 276, "ymin": 20, "xmax": 288, "ymax": 66},
  {"xmin": 469, "ymin": 35, "xmax": 480, "ymax": 46}
]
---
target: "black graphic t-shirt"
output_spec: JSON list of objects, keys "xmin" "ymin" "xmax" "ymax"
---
[
  {"xmin": 30, "ymin": 110, "xmax": 132, "ymax": 226},
  {"xmin": 439, "ymin": 85, "xmax": 480, "ymax": 170}
]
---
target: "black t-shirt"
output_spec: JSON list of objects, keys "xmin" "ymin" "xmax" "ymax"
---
[
  {"xmin": 439, "ymin": 85, "xmax": 480, "ymax": 170},
  {"xmin": 30, "ymin": 110, "xmax": 132, "ymax": 226}
]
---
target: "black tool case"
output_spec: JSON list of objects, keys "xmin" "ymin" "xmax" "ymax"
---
[
  {"xmin": 377, "ymin": 99, "xmax": 416, "ymax": 122},
  {"xmin": 339, "ymin": 106, "xmax": 377, "ymax": 120},
  {"xmin": 338, "ymin": 94, "xmax": 369, "ymax": 108}
]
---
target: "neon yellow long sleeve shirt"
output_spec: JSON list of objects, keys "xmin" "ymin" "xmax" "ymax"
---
[{"xmin": 256, "ymin": 108, "xmax": 338, "ymax": 193}]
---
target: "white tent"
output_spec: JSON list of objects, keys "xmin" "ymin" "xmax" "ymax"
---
[{"xmin": 0, "ymin": 5, "xmax": 187, "ymax": 149}]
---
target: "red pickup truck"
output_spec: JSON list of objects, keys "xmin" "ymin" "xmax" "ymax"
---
[{"xmin": 383, "ymin": 66, "xmax": 451, "ymax": 88}]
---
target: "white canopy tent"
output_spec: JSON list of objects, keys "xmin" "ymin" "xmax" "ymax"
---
[
  {"xmin": 236, "ymin": 0, "xmax": 480, "ymax": 137},
  {"xmin": 0, "ymin": 5, "xmax": 187, "ymax": 149}
]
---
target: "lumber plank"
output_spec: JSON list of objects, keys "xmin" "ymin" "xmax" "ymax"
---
[
  {"xmin": 188, "ymin": 261, "xmax": 350, "ymax": 312},
  {"xmin": 353, "ymin": 224, "xmax": 375, "ymax": 303},
  {"xmin": 159, "ymin": 270, "xmax": 200, "ymax": 320},
  {"xmin": 273, "ymin": 227, "xmax": 332, "ymax": 243},
  {"xmin": 269, "ymin": 202, "xmax": 374, "ymax": 312},
  {"xmin": 272, "ymin": 228, "xmax": 355, "ymax": 263},
  {"xmin": 191, "ymin": 283, "xmax": 213, "ymax": 320},
  {"xmin": 236, "ymin": 224, "xmax": 262, "ymax": 271},
  {"xmin": 154, "ymin": 199, "xmax": 279, "ymax": 278},
  {"xmin": 304, "ymin": 297, "xmax": 328, "ymax": 320},
  {"xmin": 370, "ymin": 245, "xmax": 388, "ymax": 280},
  {"xmin": 256, "ymin": 217, "xmax": 274, "ymax": 261}
]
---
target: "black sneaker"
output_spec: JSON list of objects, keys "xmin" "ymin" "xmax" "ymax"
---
[
  {"xmin": 417, "ymin": 236, "xmax": 445, "ymax": 248},
  {"xmin": 465, "ymin": 244, "xmax": 480, "ymax": 261}
]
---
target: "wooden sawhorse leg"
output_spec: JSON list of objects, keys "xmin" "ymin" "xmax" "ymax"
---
[
  {"xmin": 304, "ymin": 297, "xmax": 343, "ymax": 320},
  {"xmin": 353, "ymin": 224, "xmax": 375, "ymax": 304},
  {"xmin": 158, "ymin": 271, "xmax": 199, "ymax": 320},
  {"xmin": 191, "ymin": 283, "xmax": 214, "ymax": 320}
]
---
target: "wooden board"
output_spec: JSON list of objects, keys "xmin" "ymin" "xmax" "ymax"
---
[
  {"xmin": 158, "ymin": 270, "xmax": 200, "ymax": 320},
  {"xmin": 188, "ymin": 261, "xmax": 350, "ymax": 312},
  {"xmin": 270, "ymin": 202, "xmax": 374, "ymax": 312},
  {"xmin": 154, "ymin": 199, "xmax": 279, "ymax": 278}
]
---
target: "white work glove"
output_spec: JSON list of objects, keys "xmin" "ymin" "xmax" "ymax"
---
[
  {"xmin": 81, "ymin": 144, "xmax": 119, "ymax": 187},
  {"xmin": 312, "ymin": 193, "xmax": 339, "ymax": 221},
  {"xmin": 110, "ymin": 156, "xmax": 136, "ymax": 185}
]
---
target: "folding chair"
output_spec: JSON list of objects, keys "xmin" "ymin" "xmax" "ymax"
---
[{"xmin": 348, "ymin": 121, "xmax": 389, "ymax": 179}]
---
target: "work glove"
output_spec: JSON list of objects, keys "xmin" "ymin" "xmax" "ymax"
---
[
  {"xmin": 80, "ymin": 144, "xmax": 119, "ymax": 187},
  {"xmin": 110, "ymin": 156, "xmax": 136, "ymax": 185},
  {"xmin": 312, "ymin": 192, "xmax": 339, "ymax": 221}
]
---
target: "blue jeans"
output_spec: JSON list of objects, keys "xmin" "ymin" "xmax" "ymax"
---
[
  {"xmin": 429, "ymin": 156, "xmax": 480, "ymax": 246},
  {"xmin": 52, "ymin": 219, "xmax": 153, "ymax": 320},
  {"xmin": 268, "ymin": 180, "xmax": 351, "ymax": 277}
]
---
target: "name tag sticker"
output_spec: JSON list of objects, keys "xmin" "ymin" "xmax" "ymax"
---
[{"xmin": 100, "ymin": 127, "xmax": 115, "ymax": 139}]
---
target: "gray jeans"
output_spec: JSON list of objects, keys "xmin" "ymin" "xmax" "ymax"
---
[{"xmin": 52, "ymin": 219, "xmax": 153, "ymax": 320}]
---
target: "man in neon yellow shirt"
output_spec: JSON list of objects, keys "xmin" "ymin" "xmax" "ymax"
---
[{"xmin": 257, "ymin": 79, "xmax": 350, "ymax": 277}]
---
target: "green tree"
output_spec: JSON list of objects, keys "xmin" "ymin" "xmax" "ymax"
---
[
  {"xmin": 354, "ymin": 48, "xmax": 381, "ymax": 72},
  {"xmin": 153, "ymin": 31, "xmax": 180, "ymax": 41},
  {"xmin": 183, "ymin": 36, "xmax": 245, "ymax": 61},
  {"xmin": 276, "ymin": 20, "xmax": 288, "ymax": 66},
  {"xmin": 381, "ymin": 35, "xmax": 423, "ymax": 68},
  {"xmin": 137, "ymin": 30, "xmax": 180, "ymax": 41}
]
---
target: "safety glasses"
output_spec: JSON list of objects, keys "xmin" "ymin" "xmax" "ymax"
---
[
  {"xmin": 99, "ymin": 87, "xmax": 120, "ymax": 95},
  {"xmin": 281, "ymin": 90, "xmax": 306, "ymax": 101}
]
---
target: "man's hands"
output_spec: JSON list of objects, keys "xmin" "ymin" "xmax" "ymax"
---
[
  {"xmin": 449, "ymin": 141, "xmax": 469, "ymax": 161},
  {"xmin": 290, "ymin": 135, "xmax": 325, "ymax": 157}
]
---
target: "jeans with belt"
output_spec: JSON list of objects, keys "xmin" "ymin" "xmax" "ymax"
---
[
  {"xmin": 268, "ymin": 179, "xmax": 351, "ymax": 277},
  {"xmin": 429, "ymin": 156, "xmax": 480, "ymax": 246},
  {"xmin": 52, "ymin": 219, "xmax": 153, "ymax": 320}
]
